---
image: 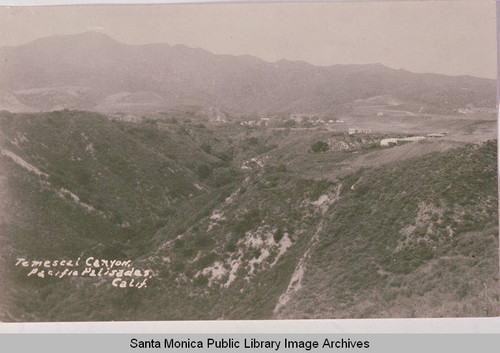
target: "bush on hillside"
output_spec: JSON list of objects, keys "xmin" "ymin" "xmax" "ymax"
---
[{"xmin": 311, "ymin": 141, "xmax": 329, "ymax": 153}]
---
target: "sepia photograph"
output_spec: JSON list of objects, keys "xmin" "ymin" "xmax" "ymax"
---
[{"xmin": 0, "ymin": 0, "xmax": 498, "ymax": 322}]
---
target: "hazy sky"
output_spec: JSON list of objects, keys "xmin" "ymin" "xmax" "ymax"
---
[{"xmin": 0, "ymin": 1, "xmax": 496, "ymax": 78}]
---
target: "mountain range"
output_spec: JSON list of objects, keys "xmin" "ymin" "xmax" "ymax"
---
[{"xmin": 0, "ymin": 32, "xmax": 496, "ymax": 115}]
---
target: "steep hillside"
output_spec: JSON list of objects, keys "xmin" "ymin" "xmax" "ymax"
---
[
  {"xmin": 0, "ymin": 111, "xmax": 215, "ymax": 230},
  {"xmin": 0, "ymin": 111, "xmax": 497, "ymax": 321},
  {"xmin": 276, "ymin": 141, "xmax": 499, "ymax": 318},
  {"xmin": 0, "ymin": 32, "xmax": 495, "ymax": 115}
]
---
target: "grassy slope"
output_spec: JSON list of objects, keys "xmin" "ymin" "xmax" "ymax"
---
[
  {"xmin": 0, "ymin": 111, "xmax": 217, "ymax": 320},
  {"xmin": 0, "ymin": 155, "xmax": 133, "ymax": 321},
  {"xmin": 276, "ymin": 141, "xmax": 498, "ymax": 318},
  {"xmin": 136, "ymin": 168, "xmax": 337, "ymax": 320}
]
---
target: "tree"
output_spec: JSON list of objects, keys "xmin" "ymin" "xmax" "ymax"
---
[{"xmin": 311, "ymin": 141, "xmax": 329, "ymax": 153}]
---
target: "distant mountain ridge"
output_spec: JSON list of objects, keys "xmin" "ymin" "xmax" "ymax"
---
[{"xmin": 0, "ymin": 32, "xmax": 496, "ymax": 115}]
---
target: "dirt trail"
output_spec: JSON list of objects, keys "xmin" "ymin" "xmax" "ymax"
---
[{"xmin": 1, "ymin": 148, "xmax": 108, "ymax": 219}]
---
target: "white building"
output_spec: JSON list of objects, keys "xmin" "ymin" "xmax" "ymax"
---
[
  {"xmin": 380, "ymin": 138, "xmax": 399, "ymax": 146},
  {"xmin": 380, "ymin": 136, "xmax": 427, "ymax": 146},
  {"xmin": 258, "ymin": 118, "xmax": 271, "ymax": 126}
]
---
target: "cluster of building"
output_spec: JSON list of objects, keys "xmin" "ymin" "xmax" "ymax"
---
[
  {"xmin": 456, "ymin": 106, "xmax": 496, "ymax": 115},
  {"xmin": 240, "ymin": 114, "xmax": 345, "ymax": 128},
  {"xmin": 108, "ymin": 113, "xmax": 143, "ymax": 123},
  {"xmin": 348, "ymin": 128, "xmax": 371, "ymax": 134},
  {"xmin": 240, "ymin": 118, "xmax": 271, "ymax": 127}
]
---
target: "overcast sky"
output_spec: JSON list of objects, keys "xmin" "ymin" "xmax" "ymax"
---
[{"xmin": 0, "ymin": 1, "xmax": 496, "ymax": 79}]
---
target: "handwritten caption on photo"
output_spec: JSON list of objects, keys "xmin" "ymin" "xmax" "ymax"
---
[{"xmin": 15, "ymin": 257, "xmax": 154, "ymax": 288}]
